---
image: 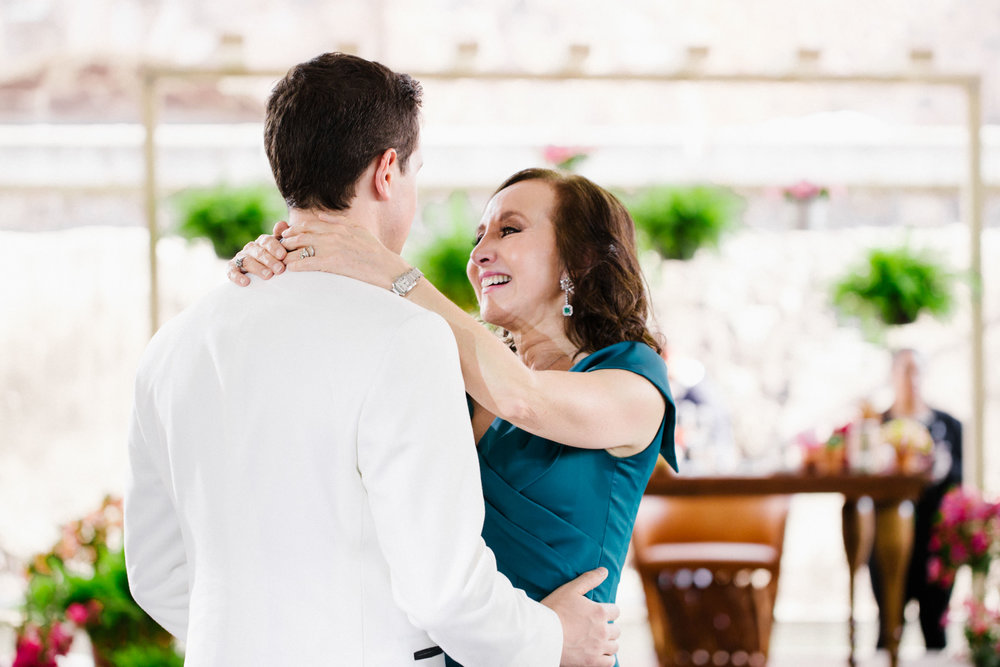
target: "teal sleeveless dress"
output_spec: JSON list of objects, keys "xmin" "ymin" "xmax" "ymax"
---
[{"xmin": 446, "ymin": 341, "xmax": 677, "ymax": 666}]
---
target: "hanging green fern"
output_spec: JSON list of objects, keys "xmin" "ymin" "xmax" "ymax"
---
[
  {"xmin": 627, "ymin": 185, "xmax": 741, "ymax": 260},
  {"xmin": 174, "ymin": 184, "xmax": 285, "ymax": 259},
  {"xmin": 832, "ymin": 245, "xmax": 954, "ymax": 328}
]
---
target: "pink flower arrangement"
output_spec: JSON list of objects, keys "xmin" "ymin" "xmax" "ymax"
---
[
  {"xmin": 782, "ymin": 179, "xmax": 829, "ymax": 202},
  {"xmin": 929, "ymin": 487, "xmax": 1000, "ymax": 586},
  {"xmin": 931, "ymin": 488, "xmax": 1000, "ymax": 665},
  {"xmin": 964, "ymin": 599, "xmax": 1000, "ymax": 667},
  {"xmin": 928, "ymin": 487, "xmax": 1000, "ymax": 585},
  {"xmin": 542, "ymin": 145, "xmax": 590, "ymax": 172},
  {"xmin": 13, "ymin": 622, "xmax": 73, "ymax": 667}
]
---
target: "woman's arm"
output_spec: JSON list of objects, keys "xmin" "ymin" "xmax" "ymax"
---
[{"xmin": 279, "ymin": 217, "xmax": 666, "ymax": 457}]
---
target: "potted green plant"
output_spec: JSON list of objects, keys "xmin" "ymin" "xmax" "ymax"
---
[
  {"xmin": 16, "ymin": 497, "xmax": 183, "ymax": 667},
  {"xmin": 409, "ymin": 192, "xmax": 480, "ymax": 312},
  {"xmin": 174, "ymin": 184, "xmax": 285, "ymax": 259},
  {"xmin": 831, "ymin": 245, "xmax": 954, "ymax": 331},
  {"xmin": 626, "ymin": 185, "xmax": 740, "ymax": 260}
]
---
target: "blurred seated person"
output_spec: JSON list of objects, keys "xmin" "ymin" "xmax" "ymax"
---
[
  {"xmin": 664, "ymin": 345, "xmax": 736, "ymax": 473},
  {"xmin": 869, "ymin": 348, "xmax": 962, "ymax": 650}
]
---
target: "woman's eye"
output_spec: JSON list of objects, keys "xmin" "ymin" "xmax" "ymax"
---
[
  {"xmin": 473, "ymin": 234, "xmax": 484, "ymax": 246},
  {"xmin": 500, "ymin": 226, "xmax": 519, "ymax": 237}
]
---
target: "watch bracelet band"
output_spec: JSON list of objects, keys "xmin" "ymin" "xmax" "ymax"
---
[{"xmin": 391, "ymin": 266, "xmax": 423, "ymax": 296}]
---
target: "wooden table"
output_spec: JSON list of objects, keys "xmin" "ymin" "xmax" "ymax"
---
[{"xmin": 644, "ymin": 470, "xmax": 930, "ymax": 667}]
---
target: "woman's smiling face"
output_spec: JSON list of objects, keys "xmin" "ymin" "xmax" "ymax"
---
[{"xmin": 467, "ymin": 179, "xmax": 565, "ymax": 333}]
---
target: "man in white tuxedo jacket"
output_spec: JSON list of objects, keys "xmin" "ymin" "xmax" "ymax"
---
[{"xmin": 125, "ymin": 53, "xmax": 617, "ymax": 666}]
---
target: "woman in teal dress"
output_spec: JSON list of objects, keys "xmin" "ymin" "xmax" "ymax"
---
[{"xmin": 233, "ymin": 168, "xmax": 676, "ymax": 664}]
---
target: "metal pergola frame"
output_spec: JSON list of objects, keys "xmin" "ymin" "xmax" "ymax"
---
[{"xmin": 140, "ymin": 63, "xmax": 986, "ymax": 489}]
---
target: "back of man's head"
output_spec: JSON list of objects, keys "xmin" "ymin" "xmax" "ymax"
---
[{"xmin": 265, "ymin": 52, "xmax": 423, "ymax": 212}]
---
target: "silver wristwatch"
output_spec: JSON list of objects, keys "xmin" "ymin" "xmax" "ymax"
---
[{"xmin": 390, "ymin": 267, "xmax": 423, "ymax": 297}]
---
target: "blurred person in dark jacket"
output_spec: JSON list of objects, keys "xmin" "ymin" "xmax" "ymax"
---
[{"xmin": 869, "ymin": 348, "xmax": 962, "ymax": 650}]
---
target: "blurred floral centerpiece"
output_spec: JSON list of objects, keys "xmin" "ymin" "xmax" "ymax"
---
[
  {"xmin": 15, "ymin": 496, "xmax": 182, "ymax": 667},
  {"xmin": 929, "ymin": 487, "xmax": 1000, "ymax": 666},
  {"xmin": 782, "ymin": 179, "xmax": 829, "ymax": 203},
  {"xmin": 782, "ymin": 179, "xmax": 829, "ymax": 229},
  {"xmin": 542, "ymin": 145, "xmax": 590, "ymax": 172},
  {"xmin": 880, "ymin": 418, "xmax": 934, "ymax": 474},
  {"xmin": 963, "ymin": 599, "xmax": 1000, "ymax": 667},
  {"xmin": 797, "ymin": 425, "xmax": 849, "ymax": 475}
]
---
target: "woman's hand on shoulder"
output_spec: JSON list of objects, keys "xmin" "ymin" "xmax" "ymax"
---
[
  {"xmin": 280, "ymin": 213, "xmax": 411, "ymax": 290},
  {"xmin": 227, "ymin": 220, "xmax": 291, "ymax": 286}
]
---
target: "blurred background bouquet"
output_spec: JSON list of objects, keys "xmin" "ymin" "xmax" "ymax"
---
[
  {"xmin": 930, "ymin": 487, "xmax": 1000, "ymax": 666},
  {"xmin": 15, "ymin": 496, "xmax": 182, "ymax": 667},
  {"xmin": 880, "ymin": 418, "xmax": 934, "ymax": 474}
]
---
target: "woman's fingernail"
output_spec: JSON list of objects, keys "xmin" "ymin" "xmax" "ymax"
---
[
  {"xmin": 262, "ymin": 269, "xmax": 272, "ymax": 278},
  {"xmin": 273, "ymin": 263, "xmax": 283, "ymax": 273}
]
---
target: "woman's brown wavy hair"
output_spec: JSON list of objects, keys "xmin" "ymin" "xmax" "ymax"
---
[{"xmin": 493, "ymin": 168, "xmax": 662, "ymax": 356}]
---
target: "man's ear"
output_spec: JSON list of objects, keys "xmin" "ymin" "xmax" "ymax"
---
[{"xmin": 373, "ymin": 148, "xmax": 398, "ymax": 201}]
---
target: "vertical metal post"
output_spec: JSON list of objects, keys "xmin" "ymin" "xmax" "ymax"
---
[
  {"xmin": 142, "ymin": 68, "xmax": 160, "ymax": 336},
  {"xmin": 965, "ymin": 77, "xmax": 985, "ymax": 491}
]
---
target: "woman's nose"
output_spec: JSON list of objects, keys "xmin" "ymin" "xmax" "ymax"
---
[{"xmin": 471, "ymin": 238, "xmax": 494, "ymax": 264}]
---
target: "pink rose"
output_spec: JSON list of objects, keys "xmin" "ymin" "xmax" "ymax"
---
[
  {"xmin": 951, "ymin": 542, "xmax": 968, "ymax": 564},
  {"xmin": 48, "ymin": 623, "xmax": 73, "ymax": 655},
  {"xmin": 927, "ymin": 556, "xmax": 943, "ymax": 582},
  {"xmin": 13, "ymin": 634, "xmax": 43, "ymax": 667},
  {"xmin": 971, "ymin": 532, "xmax": 990, "ymax": 555},
  {"xmin": 66, "ymin": 602, "xmax": 90, "ymax": 625},
  {"xmin": 929, "ymin": 534, "xmax": 941, "ymax": 551}
]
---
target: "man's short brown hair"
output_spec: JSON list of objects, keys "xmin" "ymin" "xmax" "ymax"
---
[{"xmin": 264, "ymin": 52, "xmax": 422, "ymax": 211}]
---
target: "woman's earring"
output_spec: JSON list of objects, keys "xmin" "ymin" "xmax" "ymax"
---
[{"xmin": 560, "ymin": 277, "xmax": 574, "ymax": 317}]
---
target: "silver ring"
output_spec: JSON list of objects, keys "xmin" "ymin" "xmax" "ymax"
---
[
  {"xmin": 235, "ymin": 256, "xmax": 247, "ymax": 273},
  {"xmin": 300, "ymin": 245, "xmax": 315, "ymax": 259}
]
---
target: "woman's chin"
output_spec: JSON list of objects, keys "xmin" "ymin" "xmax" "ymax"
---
[{"xmin": 479, "ymin": 304, "xmax": 512, "ymax": 331}]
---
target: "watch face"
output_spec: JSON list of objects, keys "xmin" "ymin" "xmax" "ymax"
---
[{"xmin": 392, "ymin": 268, "xmax": 421, "ymax": 296}]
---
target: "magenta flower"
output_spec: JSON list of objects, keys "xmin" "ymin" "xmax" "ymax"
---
[
  {"xmin": 47, "ymin": 623, "xmax": 73, "ymax": 655},
  {"xmin": 13, "ymin": 633, "xmax": 44, "ymax": 667},
  {"xmin": 66, "ymin": 602, "xmax": 89, "ymax": 625},
  {"xmin": 12, "ymin": 624, "xmax": 60, "ymax": 667},
  {"xmin": 971, "ymin": 531, "xmax": 990, "ymax": 556},
  {"xmin": 927, "ymin": 556, "xmax": 943, "ymax": 582}
]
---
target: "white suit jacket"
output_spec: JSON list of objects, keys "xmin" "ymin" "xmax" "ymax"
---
[{"xmin": 125, "ymin": 272, "xmax": 562, "ymax": 666}]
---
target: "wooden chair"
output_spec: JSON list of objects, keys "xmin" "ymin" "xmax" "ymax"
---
[{"xmin": 631, "ymin": 489, "xmax": 790, "ymax": 666}]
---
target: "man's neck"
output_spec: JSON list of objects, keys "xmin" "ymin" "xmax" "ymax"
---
[{"xmin": 287, "ymin": 206, "xmax": 379, "ymax": 238}]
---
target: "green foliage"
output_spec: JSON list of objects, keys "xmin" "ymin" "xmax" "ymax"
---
[
  {"xmin": 832, "ymin": 245, "xmax": 954, "ymax": 329},
  {"xmin": 410, "ymin": 192, "xmax": 480, "ymax": 312},
  {"xmin": 626, "ymin": 185, "xmax": 741, "ymax": 260},
  {"xmin": 109, "ymin": 643, "xmax": 185, "ymax": 667},
  {"xmin": 175, "ymin": 184, "xmax": 285, "ymax": 259}
]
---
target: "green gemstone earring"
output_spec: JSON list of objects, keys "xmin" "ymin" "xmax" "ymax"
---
[{"xmin": 560, "ymin": 277, "xmax": 574, "ymax": 317}]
